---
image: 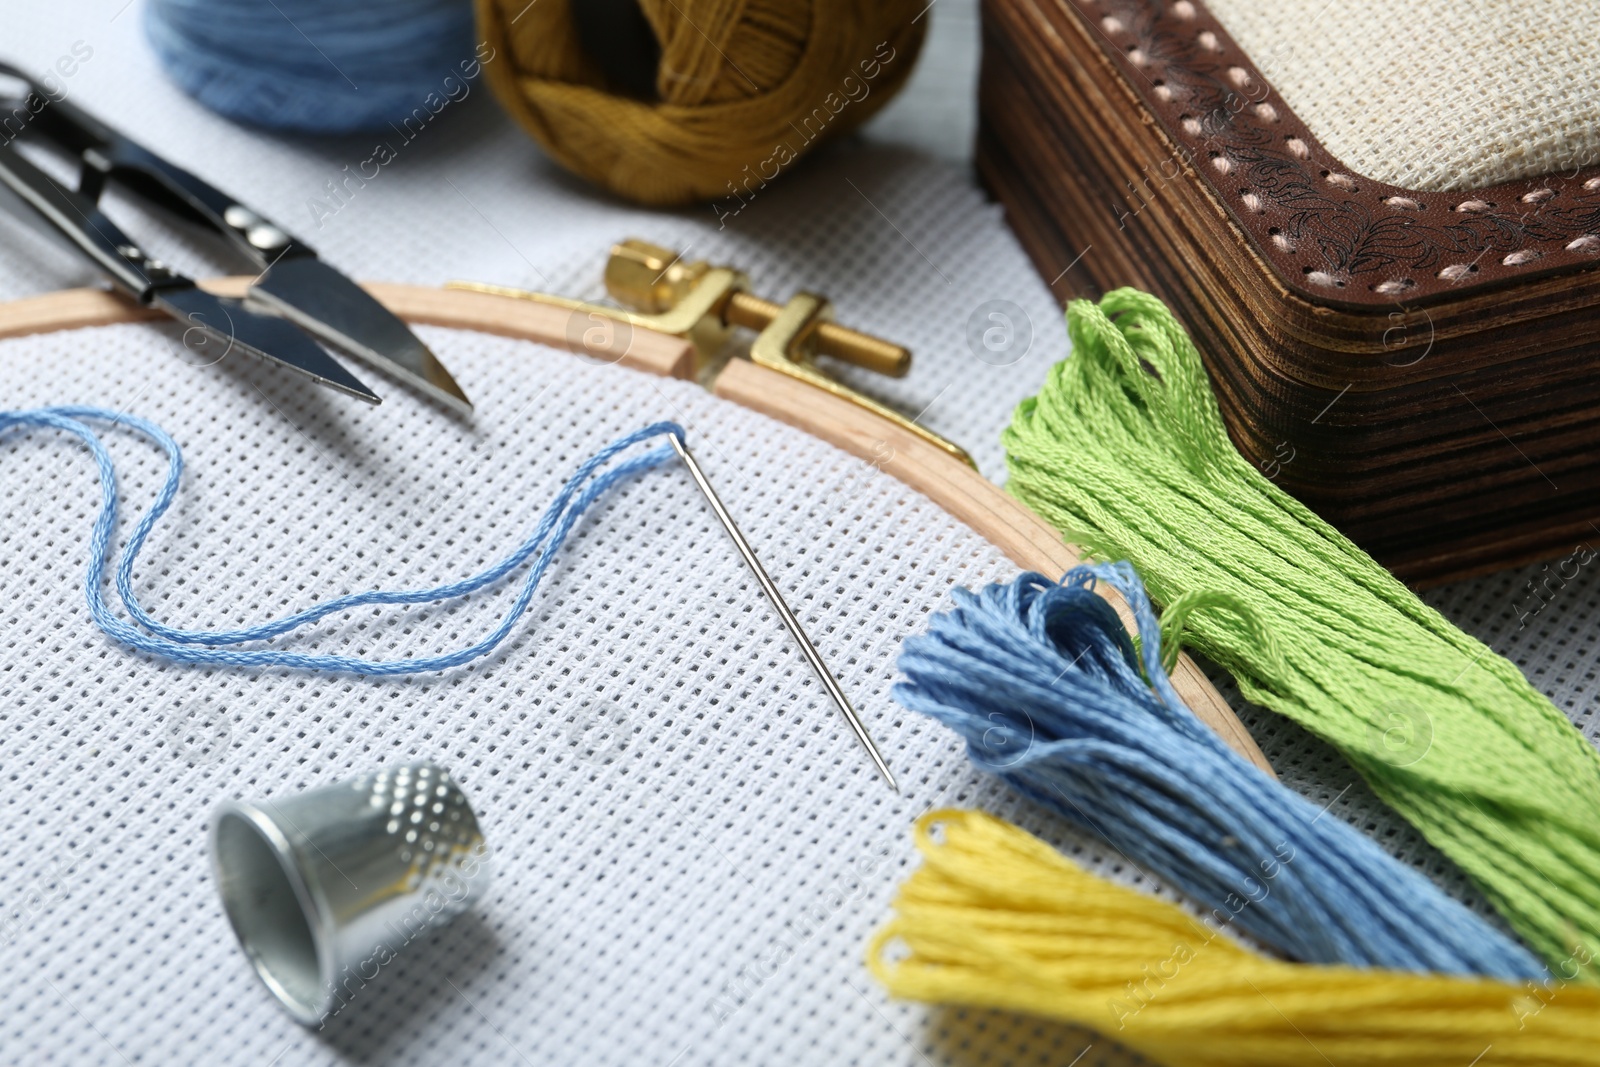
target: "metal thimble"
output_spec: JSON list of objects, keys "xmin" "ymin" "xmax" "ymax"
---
[{"xmin": 210, "ymin": 762, "xmax": 490, "ymax": 1025}]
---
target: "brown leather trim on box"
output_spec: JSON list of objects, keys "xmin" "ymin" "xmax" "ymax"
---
[
  {"xmin": 1078, "ymin": 0, "xmax": 1600, "ymax": 308},
  {"xmin": 976, "ymin": 0, "xmax": 1600, "ymax": 582}
]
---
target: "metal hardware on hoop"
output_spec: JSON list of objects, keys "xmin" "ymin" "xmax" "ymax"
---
[{"xmin": 449, "ymin": 239, "xmax": 975, "ymax": 466}]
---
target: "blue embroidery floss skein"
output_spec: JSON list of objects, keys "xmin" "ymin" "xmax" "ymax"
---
[
  {"xmin": 895, "ymin": 563, "xmax": 1546, "ymax": 981},
  {"xmin": 1, "ymin": 406, "xmax": 680, "ymax": 674},
  {"xmin": 145, "ymin": 0, "xmax": 478, "ymax": 133}
]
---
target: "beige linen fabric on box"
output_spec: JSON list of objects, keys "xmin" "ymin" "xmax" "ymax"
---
[{"xmin": 1206, "ymin": 0, "xmax": 1600, "ymax": 191}]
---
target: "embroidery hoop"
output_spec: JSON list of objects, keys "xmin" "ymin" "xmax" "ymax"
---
[{"xmin": 0, "ymin": 278, "xmax": 1271, "ymax": 773}]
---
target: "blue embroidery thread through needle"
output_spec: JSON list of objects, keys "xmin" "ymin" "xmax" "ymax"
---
[{"xmin": 1, "ymin": 406, "xmax": 682, "ymax": 674}]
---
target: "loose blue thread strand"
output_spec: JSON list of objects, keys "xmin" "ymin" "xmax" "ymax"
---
[
  {"xmin": 895, "ymin": 562, "xmax": 1545, "ymax": 980},
  {"xmin": 2, "ymin": 406, "xmax": 682, "ymax": 674}
]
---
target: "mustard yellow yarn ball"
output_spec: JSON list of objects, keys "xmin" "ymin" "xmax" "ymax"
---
[{"xmin": 477, "ymin": 0, "xmax": 929, "ymax": 206}]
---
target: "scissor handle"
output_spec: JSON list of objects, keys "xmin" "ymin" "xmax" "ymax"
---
[
  {"xmin": 0, "ymin": 59, "xmax": 309, "ymax": 269},
  {"xmin": 0, "ymin": 142, "xmax": 190, "ymax": 303}
]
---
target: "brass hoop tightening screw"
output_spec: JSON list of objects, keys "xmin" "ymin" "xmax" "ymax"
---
[{"xmin": 722, "ymin": 291, "xmax": 910, "ymax": 377}]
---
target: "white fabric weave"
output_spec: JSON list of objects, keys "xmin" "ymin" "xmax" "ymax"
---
[
  {"xmin": 1205, "ymin": 0, "xmax": 1600, "ymax": 191},
  {"xmin": 2, "ymin": 3, "xmax": 1598, "ymax": 1065},
  {"xmin": 3, "ymin": 319, "xmax": 1596, "ymax": 1067},
  {"xmin": 0, "ymin": 322, "xmax": 1155, "ymax": 1066}
]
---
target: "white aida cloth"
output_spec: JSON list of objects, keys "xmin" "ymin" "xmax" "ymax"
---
[
  {"xmin": 1206, "ymin": 0, "xmax": 1600, "ymax": 192},
  {"xmin": 3, "ymin": 4, "xmax": 1600, "ymax": 1065},
  {"xmin": 3, "ymin": 321, "xmax": 1599, "ymax": 1067},
  {"xmin": 0, "ymin": 322, "xmax": 1189, "ymax": 1067}
]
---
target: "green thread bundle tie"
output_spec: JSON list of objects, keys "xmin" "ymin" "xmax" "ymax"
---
[{"xmin": 1002, "ymin": 288, "xmax": 1600, "ymax": 978}]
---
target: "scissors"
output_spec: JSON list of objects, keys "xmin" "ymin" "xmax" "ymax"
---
[{"xmin": 0, "ymin": 61, "xmax": 472, "ymax": 413}]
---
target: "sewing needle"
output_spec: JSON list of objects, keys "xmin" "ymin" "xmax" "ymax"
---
[{"xmin": 668, "ymin": 433, "xmax": 898, "ymax": 792}]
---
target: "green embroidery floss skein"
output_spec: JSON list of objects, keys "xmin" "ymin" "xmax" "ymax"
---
[{"xmin": 1003, "ymin": 287, "xmax": 1600, "ymax": 979}]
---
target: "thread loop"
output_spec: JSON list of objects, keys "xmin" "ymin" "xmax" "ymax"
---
[{"xmin": 2, "ymin": 406, "xmax": 681, "ymax": 674}]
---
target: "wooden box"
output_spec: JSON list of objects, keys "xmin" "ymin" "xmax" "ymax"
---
[{"xmin": 976, "ymin": 0, "xmax": 1600, "ymax": 583}]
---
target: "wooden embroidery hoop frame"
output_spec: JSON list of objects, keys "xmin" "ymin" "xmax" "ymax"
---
[{"xmin": 0, "ymin": 279, "xmax": 1273, "ymax": 774}]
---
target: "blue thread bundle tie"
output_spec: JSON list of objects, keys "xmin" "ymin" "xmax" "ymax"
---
[
  {"xmin": 2, "ymin": 406, "xmax": 682, "ymax": 675},
  {"xmin": 895, "ymin": 562, "xmax": 1546, "ymax": 980}
]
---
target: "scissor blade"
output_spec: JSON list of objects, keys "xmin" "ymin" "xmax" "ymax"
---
[
  {"xmin": 153, "ymin": 286, "xmax": 382, "ymax": 404},
  {"xmin": 249, "ymin": 257, "xmax": 472, "ymax": 414}
]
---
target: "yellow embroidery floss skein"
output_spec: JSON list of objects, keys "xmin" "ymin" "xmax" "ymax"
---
[{"xmin": 869, "ymin": 811, "xmax": 1600, "ymax": 1067}]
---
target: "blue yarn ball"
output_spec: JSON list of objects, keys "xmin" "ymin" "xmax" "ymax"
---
[{"xmin": 144, "ymin": 0, "xmax": 477, "ymax": 134}]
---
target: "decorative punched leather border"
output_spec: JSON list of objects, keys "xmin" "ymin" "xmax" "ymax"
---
[{"xmin": 1081, "ymin": 0, "xmax": 1600, "ymax": 307}]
